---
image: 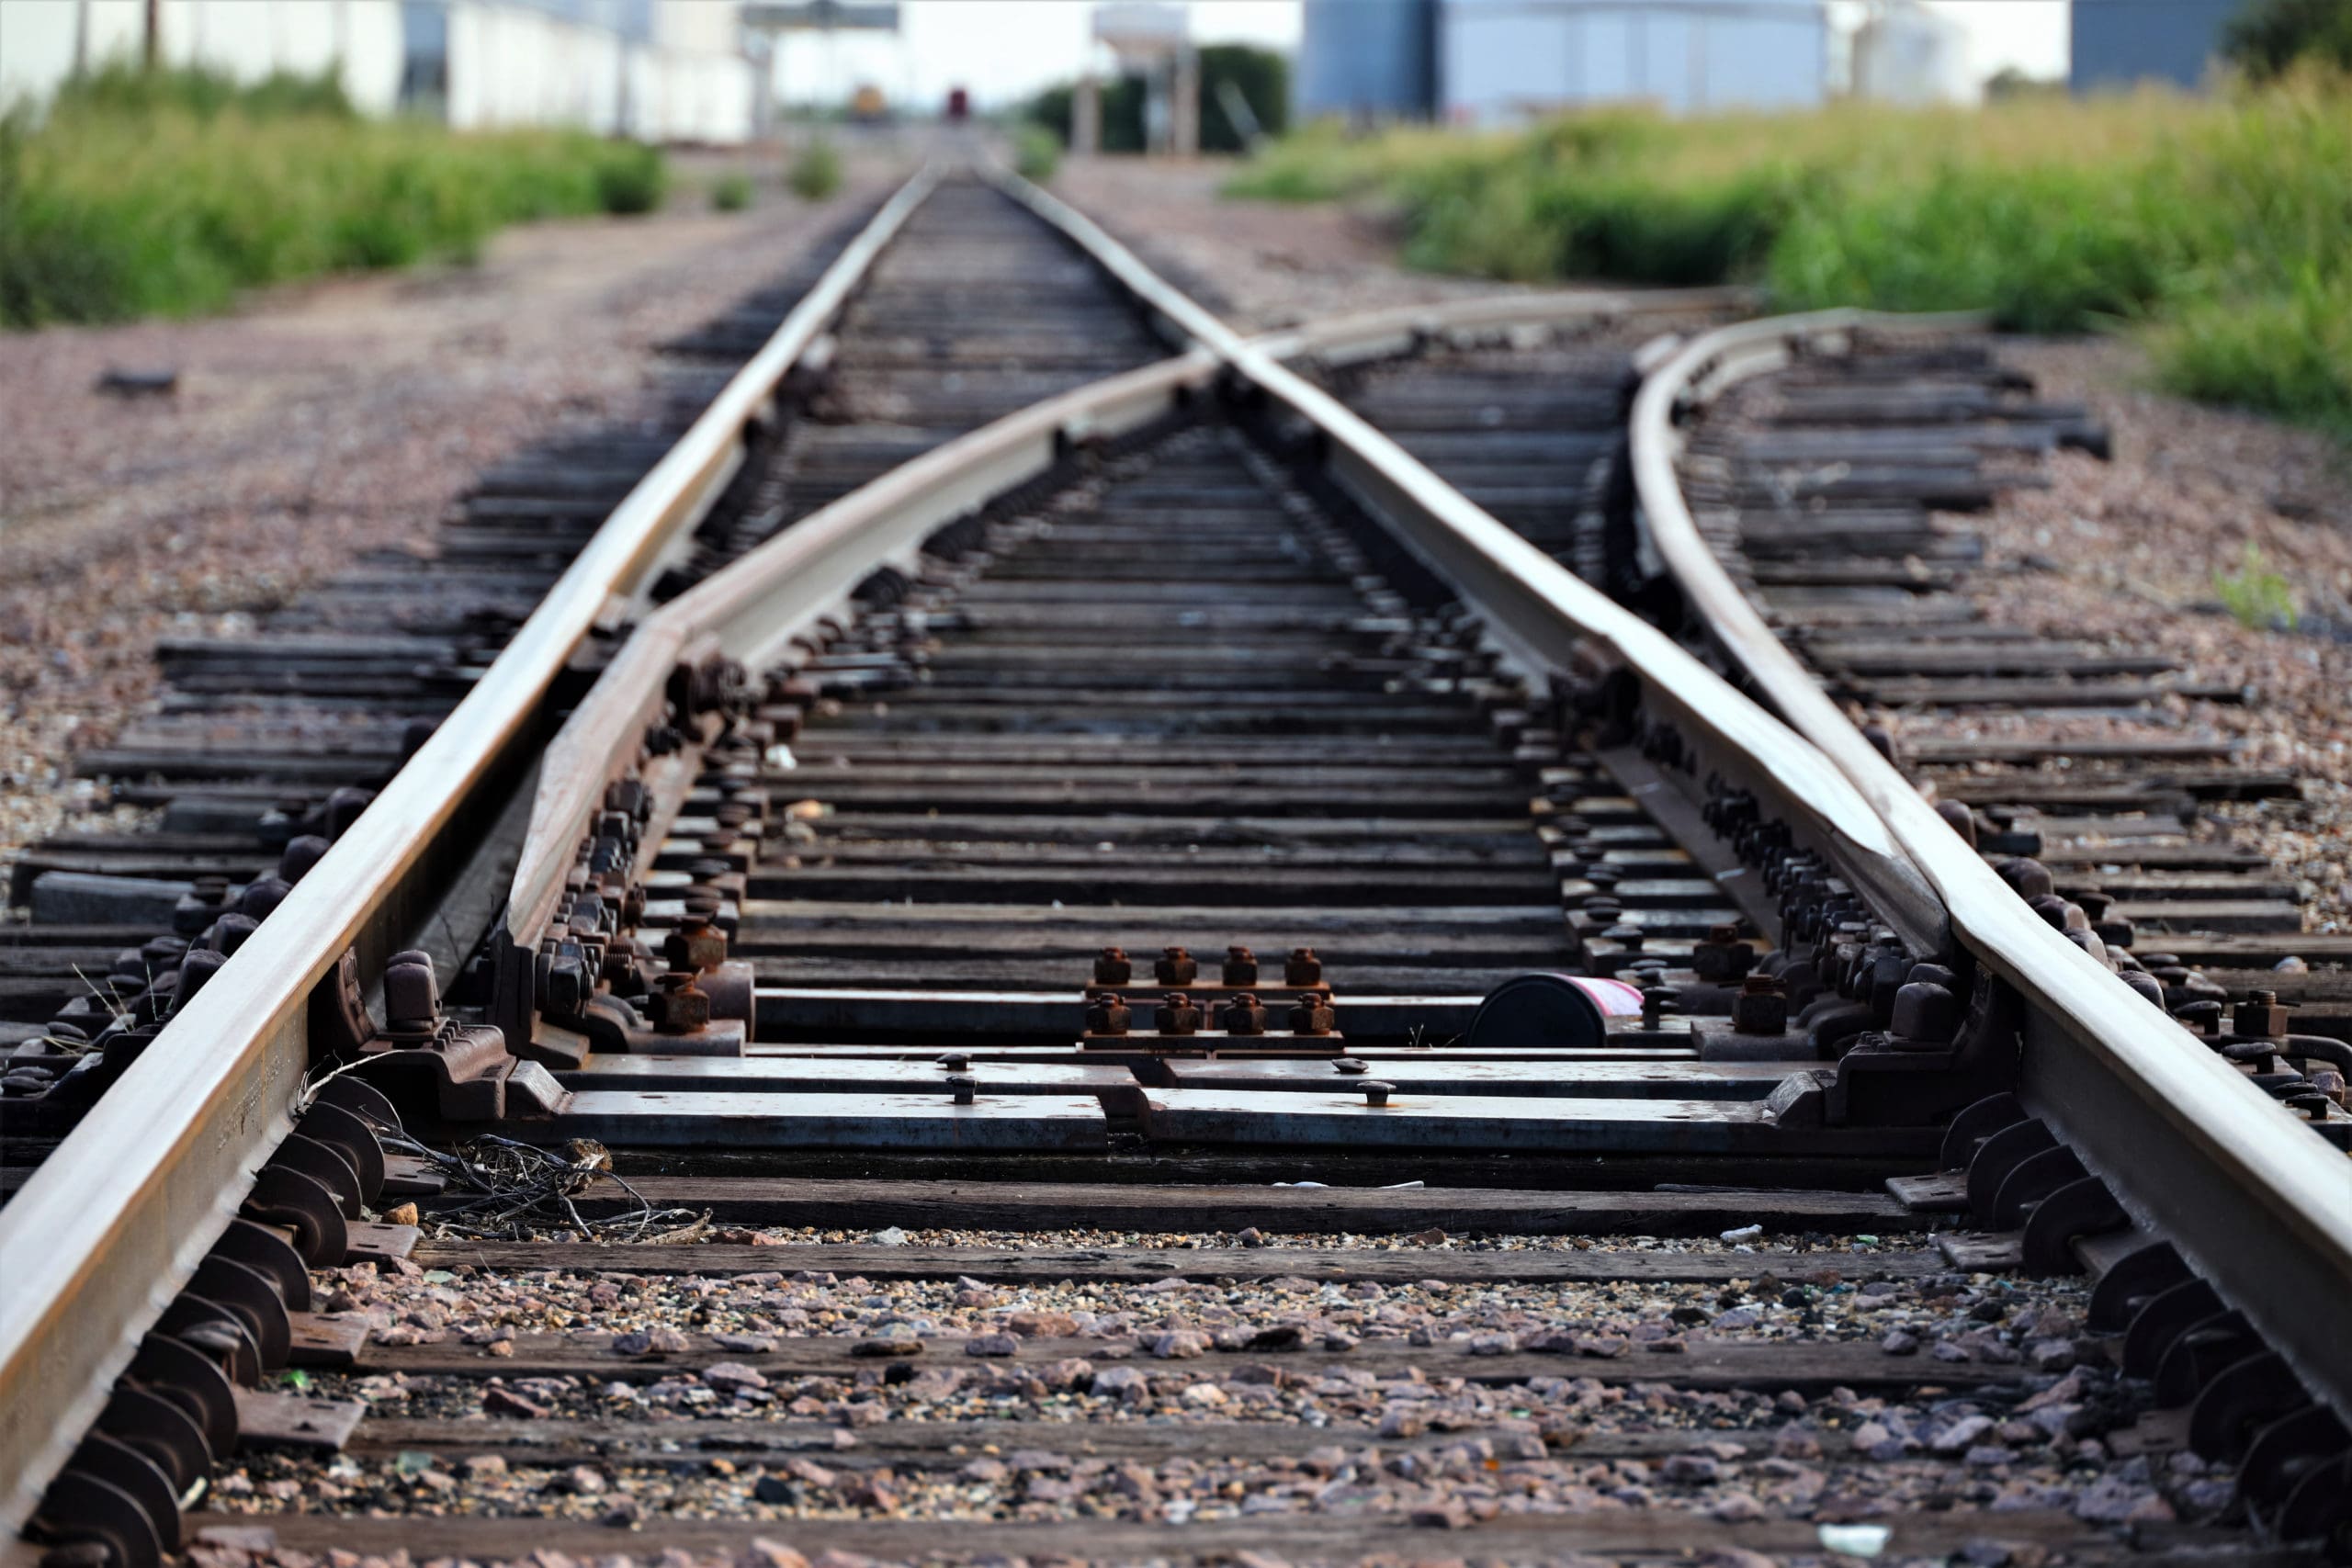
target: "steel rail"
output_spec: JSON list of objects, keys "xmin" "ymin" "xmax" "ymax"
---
[
  {"xmin": 1248, "ymin": 285, "xmax": 1749, "ymax": 367},
  {"xmin": 0, "ymin": 164, "xmax": 944, "ymax": 1533},
  {"xmin": 1632, "ymin": 310, "xmax": 2352, "ymax": 1423},
  {"xmin": 495, "ymin": 348, "xmax": 1219, "ymax": 971},
  {"xmin": 985, "ymin": 165, "xmax": 1950, "ymax": 955}
]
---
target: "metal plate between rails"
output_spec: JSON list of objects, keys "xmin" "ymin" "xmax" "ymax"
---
[
  {"xmin": 738, "ymin": 1043, "xmax": 1705, "ymax": 1063},
  {"xmin": 753, "ymin": 987, "xmax": 1486, "ymax": 1036},
  {"xmin": 559, "ymin": 1055, "xmax": 1140, "ymax": 1098},
  {"xmin": 554, "ymin": 1091, "xmax": 1112, "ymax": 1149},
  {"xmin": 1159, "ymin": 1059, "xmax": 1802, "ymax": 1100},
  {"xmin": 1139, "ymin": 1089, "xmax": 1933, "ymax": 1156}
]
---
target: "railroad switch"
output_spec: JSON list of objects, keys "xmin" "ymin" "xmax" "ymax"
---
[{"xmin": 321, "ymin": 949, "xmax": 571, "ymax": 1122}]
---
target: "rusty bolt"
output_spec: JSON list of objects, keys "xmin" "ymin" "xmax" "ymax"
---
[
  {"xmin": 938, "ymin": 1052, "xmax": 973, "ymax": 1071},
  {"xmin": 384, "ymin": 956, "xmax": 441, "ymax": 1033},
  {"xmin": 1284, "ymin": 947, "xmax": 1323, "ymax": 987},
  {"xmin": 1640, "ymin": 985, "xmax": 1679, "ymax": 1031},
  {"xmin": 1156, "ymin": 946, "xmax": 1198, "ymax": 987},
  {"xmin": 1601, "ymin": 922, "xmax": 1645, "ymax": 953},
  {"xmin": 1289, "ymin": 992, "xmax": 1336, "ymax": 1035},
  {"xmin": 1093, "ymin": 946, "xmax": 1133, "ymax": 986},
  {"xmin": 1333, "ymin": 1056, "xmax": 1368, "ymax": 1076},
  {"xmin": 650, "ymin": 972, "xmax": 711, "ymax": 1034},
  {"xmin": 2234, "ymin": 990, "xmax": 2291, "ymax": 1040},
  {"xmin": 1732, "ymin": 974, "xmax": 1787, "ymax": 1036},
  {"xmin": 663, "ymin": 914, "xmax": 728, "ymax": 975},
  {"xmin": 1084, "ymin": 991, "xmax": 1131, "ymax": 1037},
  {"xmin": 1155, "ymin": 993, "xmax": 1201, "ymax": 1036},
  {"xmin": 1220, "ymin": 993, "xmax": 1268, "ymax": 1036},
  {"xmin": 1691, "ymin": 923, "xmax": 1755, "ymax": 983},
  {"xmin": 1361, "ymin": 1080, "xmax": 1396, "ymax": 1108},
  {"xmin": 947, "ymin": 1074, "xmax": 977, "ymax": 1106},
  {"xmin": 1891, "ymin": 981, "xmax": 1960, "ymax": 1044},
  {"xmin": 1222, "ymin": 945, "xmax": 1259, "ymax": 987}
]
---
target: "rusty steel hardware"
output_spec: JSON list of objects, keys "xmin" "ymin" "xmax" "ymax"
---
[
  {"xmin": 1221, "ymin": 946, "xmax": 1258, "ymax": 986},
  {"xmin": 662, "ymin": 915, "xmax": 728, "ymax": 975},
  {"xmin": 1691, "ymin": 923, "xmax": 1755, "ymax": 983},
  {"xmin": 1219, "ymin": 993, "xmax": 1267, "ymax": 1036},
  {"xmin": 1360, "ymin": 1080, "xmax": 1396, "ymax": 1108},
  {"xmin": 1092, "ymin": 946, "xmax": 1132, "ymax": 986},
  {"xmin": 321, "ymin": 949, "xmax": 569, "ymax": 1122},
  {"xmin": 1084, "ymin": 992, "xmax": 1130, "ymax": 1036},
  {"xmin": 29, "ymin": 1092, "xmax": 392, "ymax": 1565},
  {"xmin": 1639, "ymin": 985, "xmax": 1679, "ymax": 1031},
  {"xmin": 2235, "ymin": 990, "xmax": 2292, "ymax": 1040},
  {"xmin": 1154, "ymin": 993, "xmax": 1201, "ymax": 1036},
  {"xmin": 947, "ymin": 1074, "xmax": 978, "ymax": 1106},
  {"xmin": 1155, "ymin": 946, "xmax": 1197, "ymax": 986},
  {"xmin": 1283, "ymin": 947, "xmax": 1323, "ymax": 987},
  {"xmin": 937, "ymin": 1052, "xmax": 972, "ymax": 1071},
  {"xmin": 1732, "ymin": 974, "xmax": 1787, "ymax": 1035},
  {"xmin": 1289, "ymin": 992, "xmax": 1336, "ymax": 1035},
  {"xmin": 647, "ymin": 973, "xmax": 713, "ymax": 1035},
  {"xmin": 1332, "ymin": 1056, "xmax": 1368, "ymax": 1075}
]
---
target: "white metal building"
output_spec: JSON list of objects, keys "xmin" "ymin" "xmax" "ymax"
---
[
  {"xmin": 0, "ymin": 0, "xmax": 758, "ymax": 142},
  {"xmin": 1850, "ymin": 0, "xmax": 1974, "ymax": 107}
]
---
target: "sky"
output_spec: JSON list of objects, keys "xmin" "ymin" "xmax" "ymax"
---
[{"xmin": 770, "ymin": 1, "xmax": 2074, "ymax": 110}]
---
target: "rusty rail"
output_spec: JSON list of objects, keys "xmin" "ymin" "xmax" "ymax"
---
[
  {"xmin": 1630, "ymin": 310, "xmax": 2352, "ymax": 1426},
  {"xmin": 0, "ymin": 164, "xmax": 943, "ymax": 1534},
  {"xmin": 984, "ymin": 165, "xmax": 1949, "ymax": 953}
]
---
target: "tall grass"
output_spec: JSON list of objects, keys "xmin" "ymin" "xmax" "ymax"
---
[
  {"xmin": 786, "ymin": 138, "xmax": 842, "ymax": 201},
  {"xmin": 1226, "ymin": 76, "xmax": 2352, "ymax": 434},
  {"xmin": 0, "ymin": 62, "xmax": 668, "ymax": 327}
]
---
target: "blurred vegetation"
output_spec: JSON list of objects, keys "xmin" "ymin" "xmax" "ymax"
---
[
  {"xmin": 1024, "ymin": 45, "xmax": 1288, "ymax": 154},
  {"xmin": 2213, "ymin": 544, "xmax": 2299, "ymax": 629},
  {"xmin": 2224, "ymin": 0, "xmax": 2352, "ymax": 79},
  {"xmin": 0, "ymin": 61, "xmax": 667, "ymax": 328},
  {"xmin": 786, "ymin": 137, "xmax": 842, "ymax": 201},
  {"xmin": 1225, "ymin": 75, "xmax": 2352, "ymax": 437},
  {"xmin": 1013, "ymin": 124, "xmax": 1060, "ymax": 184},
  {"xmin": 710, "ymin": 171, "xmax": 753, "ymax": 212}
]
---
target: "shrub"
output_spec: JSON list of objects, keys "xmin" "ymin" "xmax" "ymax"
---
[
  {"xmin": 2153, "ymin": 272, "xmax": 2352, "ymax": 437},
  {"xmin": 1, "ymin": 73, "xmax": 672, "ymax": 326},
  {"xmin": 2212, "ymin": 544, "xmax": 2299, "ymax": 629},
  {"xmin": 592, "ymin": 140, "xmax": 665, "ymax": 214},
  {"xmin": 2226, "ymin": 0, "xmax": 2352, "ymax": 80},
  {"xmin": 787, "ymin": 138, "xmax": 842, "ymax": 201},
  {"xmin": 1013, "ymin": 125, "xmax": 1059, "ymax": 183},
  {"xmin": 1222, "ymin": 79, "xmax": 2352, "ymax": 438},
  {"xmin": 710, "ymin": 171, "xmax": 752, "ymax": 211}
]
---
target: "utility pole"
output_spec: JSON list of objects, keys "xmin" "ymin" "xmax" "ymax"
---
[
  {"xmin": 144, "ymin": 0, "xmax": 161, "ymax": 71},
  {"xmin": 1072, "ymin": 73, "xmax": 1101, "ymax": 155}
]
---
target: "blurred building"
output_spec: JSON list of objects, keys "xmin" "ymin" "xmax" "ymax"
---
[
  {"xmin": 1294, "ymin": 0, "xmax": 1835, "ymax": 126},
  {"xmin": 2070, "ymin": 0, "xmax": 2240, "ymax": 91},
  {"xmin": 0, "ymin": 0, "xmax": 758, "ymax": 141},
  {"xmin": 1295, "ymin": 0, "xmax": 1438, "ymax": 122},
  {"xmin": 1850, "ymin": 0, "xmax": 1973, "ymax": 107}
]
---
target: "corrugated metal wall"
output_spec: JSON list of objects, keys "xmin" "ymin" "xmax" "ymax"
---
[{"xmin": 2070, "ymin": 0, "xmax": 2241, "ymax": 91}]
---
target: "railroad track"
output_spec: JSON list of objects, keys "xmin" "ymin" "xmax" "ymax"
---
[{"xmin": 3, "ymin": 162, "xmax": 2349, "ymax": 1567}]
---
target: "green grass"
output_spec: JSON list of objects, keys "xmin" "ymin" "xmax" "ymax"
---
[
  {"xmin": 1, "ymin": 62, "xmax": 668, "ymax": 327},
  {"xmin": 1226, "ymin": 75, "xmax": 2352, "ymax": 436},
  {"xmin": 710, "ymin": 171, "xmax": 753, "ymax": 212},
  {"xmin": 2213, "ymin": 544, "xmax": 2299, "ymax": 628},
  {"xmin": 1013, "ymin": 124, "xmax": 1060, "ymax": 184},
  {"xmin": 786, "ymin": 138, "xmax": 842, "ymax": 201}
]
